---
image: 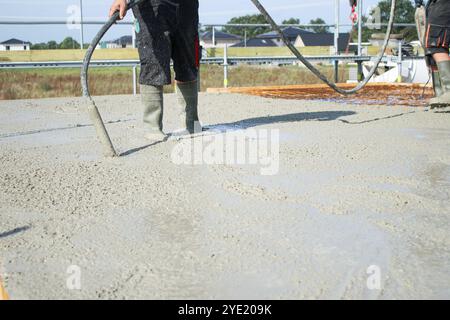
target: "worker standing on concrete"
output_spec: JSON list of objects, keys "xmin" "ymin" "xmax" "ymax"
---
[
  {"xmin": 418, "ymin": 0, "xmax": 450, "ymax": 110},
  {"xmin": 109, "ymin": 0, "xmax": 201, "ymax": 140}
]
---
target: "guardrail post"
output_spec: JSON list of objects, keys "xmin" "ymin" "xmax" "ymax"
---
[
  {"xmin": 357, "ymin": 0, "xmax": 363, "ymax": 57},
  {"xmin": 397, "ymin": 41, "xmax": 403, "ymax": 83},
  {"xmin": 357, "ymin": 60, "xmax": 363, "ymax": 81},
  {"xmin": 334, "ymin": 0, "xmax": 340, "ymax": 83},
  {"xmin": 334, "ymin": 60, "xmax": 339, "ymax": 83},
  {"xmin": 223, "ymin": 45, "xmax": 229, "ymax": 88},
  {"xmin": 132, "ymin": 65, "xmax": 138, "ymax": 95}
]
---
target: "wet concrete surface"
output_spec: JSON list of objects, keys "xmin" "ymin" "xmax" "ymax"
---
[{"xmin": 0, "ymin": 93, "xmax": 449, "ymax": 299}]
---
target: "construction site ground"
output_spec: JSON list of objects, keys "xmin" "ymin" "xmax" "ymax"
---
[{"xmin": 0, "ymin": 90, "xmax": 449, "ymax": 299}]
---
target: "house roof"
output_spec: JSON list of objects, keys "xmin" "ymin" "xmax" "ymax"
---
[
  {"xmin": 1, "ymin": 38, "xmax": 31, "ymax": 45},
  {"xmin": 257, "ymin": 27, "xmax": 314, "ymax": 40},
  {"xmin": 201, "ymin": 30, "xmax": 242, "ymax": 41},
  {"xmin": 299, "ymin": 33, "xmax": 350, "ymax": 51},
  {"xmin": 231, "ymin": 38, "xmax": 277, "ymax": 47}
]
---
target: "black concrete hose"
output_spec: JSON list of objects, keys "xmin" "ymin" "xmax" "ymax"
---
[
  {"xmin": 81, "ymin": 0, "xmax": 144, "ymax": 157},
  {"xmin": 250, "ymin": 0, "xmax": 397, "ymax": 95}
]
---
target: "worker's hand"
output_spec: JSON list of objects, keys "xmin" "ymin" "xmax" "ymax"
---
[{"xmin": 109, "ymin": 0, "xmax": 128, "ymax": 20}]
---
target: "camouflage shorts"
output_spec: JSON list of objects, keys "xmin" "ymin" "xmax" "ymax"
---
[{"xmin": 132, "ymin": 0, "xmax": 199, "ymax": 86}]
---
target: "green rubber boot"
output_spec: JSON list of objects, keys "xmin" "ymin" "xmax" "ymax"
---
[
  {"xmin": 141, "ymin": 84, "xmax": 166, "ymax": 141},
  {"xmin": 177, "ymin": 81, "xmax": 201, "ymax": 134},
  {"xmin": 429, "ymin": 61, "xmax": 450, "ymax": 110},
  {"xmin": 432, "ymin": 70, "xmax": 444, "ymax": 98}
]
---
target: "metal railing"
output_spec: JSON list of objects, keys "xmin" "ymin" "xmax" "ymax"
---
[
  {"xmin": 0, "ymin": 21, "xmax": 416, "ymax": 27},
  {"xmin": 0, "ymin": 54, "xmax": 425, "ymax": 94},
  {"xmin": 0, "ymin": 56, "xmax": 373, "ymax": 69},
  {"xmin": 3, "ymin": 54, "xmax": 425, "ymax": 69}
]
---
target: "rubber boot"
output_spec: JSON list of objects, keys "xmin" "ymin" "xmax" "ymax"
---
[
  {"xmin": 432, "ymin": 70, "xmax": 444, "ymax": 97},
  {"xmin": 429, "ymin": 60, "xmax": 450, "ymax": 110},
  {"xmin": 141, "ymin": 84, "xmax": 166, "ymax": 141},
  {"xmin": 177, "ymin": 80, "xmax": 201, "ymax": 134}
]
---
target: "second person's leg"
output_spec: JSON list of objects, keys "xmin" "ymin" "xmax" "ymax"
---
[
  {"xmin": 171, "ymin": 0, "xmax": 201, "ymax": 134},
  {"xmin": 177, "ymin": 80, "xmax": 200, "ymax": 134},
  {"xmin": 132, "ymin": 1, "xmax": 177, "ymax": 139},
  {"xmin": 425, "ymin": 0, "xmax": 450, "ymax": 109}
]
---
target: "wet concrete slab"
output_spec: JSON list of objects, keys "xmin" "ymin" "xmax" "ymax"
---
[{"xmin": 0, "ymin": 93, "xmax": 449, "ymax": 299}]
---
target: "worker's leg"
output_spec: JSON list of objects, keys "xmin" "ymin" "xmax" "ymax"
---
[
  {"xmin": 425, "ymin": 54, "xmax": 444, "ymax": 98},
  {"xmin": 429, "ymin": 55, "xmax": 450, "ymax": 109},
  {"xmin": 433, "ymin": 52, "xmax": 450, "ymax": 63},
  {"xmin": 171, "ymin": 0, "xmax": 201, "ymax": 134},
  {"xmin": 176, "ymin": 80, "xmax": 200, "ymax": 133},
  {"xmin": 431, "ymin": 64, "xmax": 444, "ymax": 97},
  {"xmin": 433, "ymin": 53, "xmax": 450, "ymax": 99},
  {"xmin": 140, "ymin": 84, "xmax": 165, "ymax": 139},
  {"xmin": 425, "ymin": 0, "xmax": 450, "ymax": 109},
  {"xmin": 132, "ymin": 1, "xmax": 177, "ymax": 138},
  {"xmin": 415, "ymin": 3, "xmax": 445, "ymax": 98}
]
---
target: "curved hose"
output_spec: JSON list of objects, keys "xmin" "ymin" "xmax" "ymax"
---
[
  {"xmin": 81, "ymin": 0, "xmax": 397, "ymax": 156},
  {"xmin": 81, "ymin": 0, "xmax": 143, "ymax": 97},
  {"xmin": 250, "ymin": 0, "xmax": 397, "ymax": 95},
  {"xmin": 80, "ymin": 0, "xmax": 143, "ymax": 157}
]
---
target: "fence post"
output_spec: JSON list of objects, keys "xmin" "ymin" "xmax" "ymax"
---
[
  {"xmin": 334, "ymin": 60, "xmax": 339, "ymax": 83},
  {"xmin": 357, "ymin": 0, "xmax": 363, "ymax": 57},
  {"xmin": 334, "ymin": 0, "xmax": 340, "ymax": 82},
  {"xmin": 132, "ymin": 65, "xmax": 137, "ymax": 95},
  {"xmin": 357, "ymin": 60, "xmax": 363, "ymax": 81},
  {"xmin": 223, "ymin": 45, "xmax": 229, "ymax": 88},
  {"xmin": 397, "ymin": 41, "xmax": 403, "ymax": 83}
]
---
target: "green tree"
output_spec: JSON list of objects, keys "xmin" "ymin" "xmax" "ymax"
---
[
  {"xmin": 58, "ymin": 37, "xmax": 80, "ymax": 49},
  {"xmin": 47, "ymin": 41, "xmax": 58, "ymax": 50},
  {"xmin": 31, "ymin": 40, "xmax": 60, "ymax": 50},
  {"xmin": 308, "ymin": 18, "xmax": 330, "ymax": 33},
  {"xmin": 222, "ymin": 14, "xmax": 271, "ymax": 38},
  {"xmin": 282, "ymin": 18, "xmax": 300, "ymax": 25},
  {"xmin": 360, "ymin": 0, "xmax": 415, "ymax": 41},
  {"xmin": 31, "ymin": 43, "xmax": 48, "ymax": 50}
]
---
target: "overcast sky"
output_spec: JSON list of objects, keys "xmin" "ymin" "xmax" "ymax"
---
[{"xmin": 0, "ymin": 0, "xmax": 390, "ymax": 44}]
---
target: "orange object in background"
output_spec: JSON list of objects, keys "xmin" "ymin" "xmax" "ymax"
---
[
  {"xmin": 207, "ymin": 83, "xmax": 434, "ymax": 107},
  {"xmin": 0, "ymin": 277, "xmax": 9, "ymax": 300}
]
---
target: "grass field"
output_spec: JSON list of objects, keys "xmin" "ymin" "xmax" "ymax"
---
[
  {"xmin": 0, "ymin": 47, "xmax": 338, "ymax": 63},
  {"xmin": 0, "ymin": 49, "xmax": 139, "ymax": 62},
  {"xmin": 0, "ymin": 64, "xmax": 348, "ymax": 100}
]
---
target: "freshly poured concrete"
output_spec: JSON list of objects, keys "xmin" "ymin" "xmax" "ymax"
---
[{"xmin": 0, "ymin": 93, "xmax": 449, "ymax": 299}]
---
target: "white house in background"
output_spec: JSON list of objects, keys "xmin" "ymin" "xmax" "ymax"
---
[
  {"xmin": 0, "ymin": 38, "xmax": 31, "ymax": 51},
  {"xmin": 99, "ymin": 36, "xmax": 134, "ymax": 49}
]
